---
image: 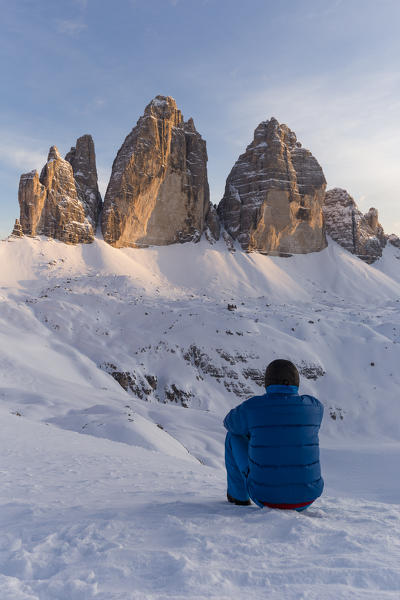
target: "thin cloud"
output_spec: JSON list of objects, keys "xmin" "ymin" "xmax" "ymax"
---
[
  {"xmin": 56, "ymin": 19, "xmax": 87, "ymax": 36},
  {"xmin": 306, "ymin": 0, "xmax": 345, "ymax": 20},
  {"xmin": 0, "ymin": 143, "xmax": 46, "ymax": 172},
  {"xmin": 73, "ymin": 0, "xmax": 89, "ymax": 8}
]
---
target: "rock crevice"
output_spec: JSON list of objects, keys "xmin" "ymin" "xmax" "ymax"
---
[{"xmin": 65, "ymin": 134, "xmax": 102, "ymax": 229}]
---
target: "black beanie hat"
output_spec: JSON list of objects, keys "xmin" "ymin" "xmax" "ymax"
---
[{"xmin": 265, "ymin": 359, "xmax": 299, "ymax": 388}]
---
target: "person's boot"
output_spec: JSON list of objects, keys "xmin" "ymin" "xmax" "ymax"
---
[{"xmin": 227, "ymin": 492, "xmax": 251, "ymax": 506}]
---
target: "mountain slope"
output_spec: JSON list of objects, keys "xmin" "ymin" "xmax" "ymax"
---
[
  {"xmin": 0, "ymin": 235, "xmax": 399, "ymax": 598},
  {"xmin": 2, "ymin": 235, "xmax": 400, "ymax": 439}
]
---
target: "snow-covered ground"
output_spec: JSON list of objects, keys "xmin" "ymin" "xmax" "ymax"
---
[{"xmin": 0, "ymin": 235, "xmax": 399, "ymax": 599}]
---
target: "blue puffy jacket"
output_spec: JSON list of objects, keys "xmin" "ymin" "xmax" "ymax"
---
[{"xmin": 223, "ymin": 384, "xmax": 324, "ymax": 504}]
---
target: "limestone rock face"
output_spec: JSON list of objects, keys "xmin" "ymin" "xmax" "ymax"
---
[
  {"xmin": 218, "ymin": 117, "xmax": 327, "ymax": 254},
  {"xmin": 18, "ymin": 145, "xmax": 95, "ymax": 244},
  {"xmin": 11, "ymin": 218, "xmax": 23, "ymax": 237},
  {"xmin": 18, "ymin": 170, "xmax": 47, "ymax": 237},
  {"xmin": 65, "ymin": 134, "xmax": 102, "ymax": 228},
  {"xmin": 102, "ymin": 95, "xmax": 218, "ymax": 247},
  {"xmin": 323, "ymin": 188, "xmax": 386, "ymax": 263},
  {"xmin": 388, "ymin": 233, "xmax": 400, "ymax": 248}
]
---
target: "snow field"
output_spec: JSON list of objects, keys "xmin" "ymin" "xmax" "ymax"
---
[
  {"xmin": 0, "ymin": 235, "xmax": 399, "ymax": 598},
  {"xmin": 1, "ymin": 410, "xmax": 399, "ymax": 600}
]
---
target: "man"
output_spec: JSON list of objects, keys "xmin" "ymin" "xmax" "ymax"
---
[{"xmin": 223, "ymin": 359, "xmax": 324, "ymax": 511}]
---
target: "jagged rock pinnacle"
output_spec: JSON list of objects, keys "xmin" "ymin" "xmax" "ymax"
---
[
  {"xmin": 101, "ymin": 95, "xmax": 219, "ymax": 247},
  {"xmin": 218, "ymin": 117, "xmax": 327, "ymax": 255},
  {"xmin": 323, "ymin": 188, "xmax": 386, "ymax": 263},
  {"xmin": 18, "ymin": 136, "xmax": 101, "ymax": 244}
]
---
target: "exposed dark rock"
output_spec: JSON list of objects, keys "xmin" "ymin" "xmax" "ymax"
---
[
  {"xmin": 329, "ymin": 407, "xmax": 344, "ymax": 420},
  {"xmin": 100, "ymin": 363, "xmax": 154, "ymax": 399},
  {"xmin": 298, "ymin": 362, "xmax": 326, "ymax": 380},
  {"xmin": 164, "ymin": 384, "xmax": 193, "ymax": 407},
  {"xmin": 65, "ymin": 134, "xmax": 102, "ymax": 228},
  {"xmin": 223, "ymin": 380, "xmax": 253, "ymax": 397},
  {"xmin": 242, "ymin": 368, "xmax": 265, "ymax": 387},
  {"xmin": 183, "ymin": 344, "xmax": 225, "ymax": 377},
  {"xmin": 144, "ymin": 374, "xmax": 158, "ymax": 390},
  {"xmin": 216, "ymin": 349, "xmax": 254, "ymax": 364}
]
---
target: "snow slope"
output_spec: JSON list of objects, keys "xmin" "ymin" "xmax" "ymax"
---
[{"xmin": 0, "ymin": 234, "xmax": 399, "ymax": 599}]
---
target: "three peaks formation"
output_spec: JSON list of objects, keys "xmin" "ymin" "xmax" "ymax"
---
[{"xmin": 11, "ymin": 95, "xmax": 400, "ymax": 263}]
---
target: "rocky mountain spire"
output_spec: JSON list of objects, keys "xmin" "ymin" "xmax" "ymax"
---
[
  {"xmin": 65, "ymin": 134, "xmax": 102, "ymax": 229},
  {"xmin": 218, "ymin": 117, "xmax": 327, "ymax": 255},
  {"xmin": 17, "ymin": 136, "xmax": 101, "ymax": 244},
  {"xmin": 18, "ymin": 170, "xmax": 47, "ymax": 237},
  {"xmin": 101, "ymin": 95, "xmax": 219, "ymax": 247},
  {"xmin": 11, "ymin": 218, "xmax": 23, "ymax": 237},
  {"xmin": 323, "ymin": 188, "xmax": 386, "ymax": 263}
]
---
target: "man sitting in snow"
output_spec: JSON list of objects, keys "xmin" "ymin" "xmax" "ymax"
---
[{"xmin": 223, "ymin": 359, "xmax": 324, "ymax": 511}]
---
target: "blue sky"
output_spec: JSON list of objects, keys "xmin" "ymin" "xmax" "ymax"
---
[{"xmin": 1, "ymin": 0, "xmax": 400, "ymax": 238}]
